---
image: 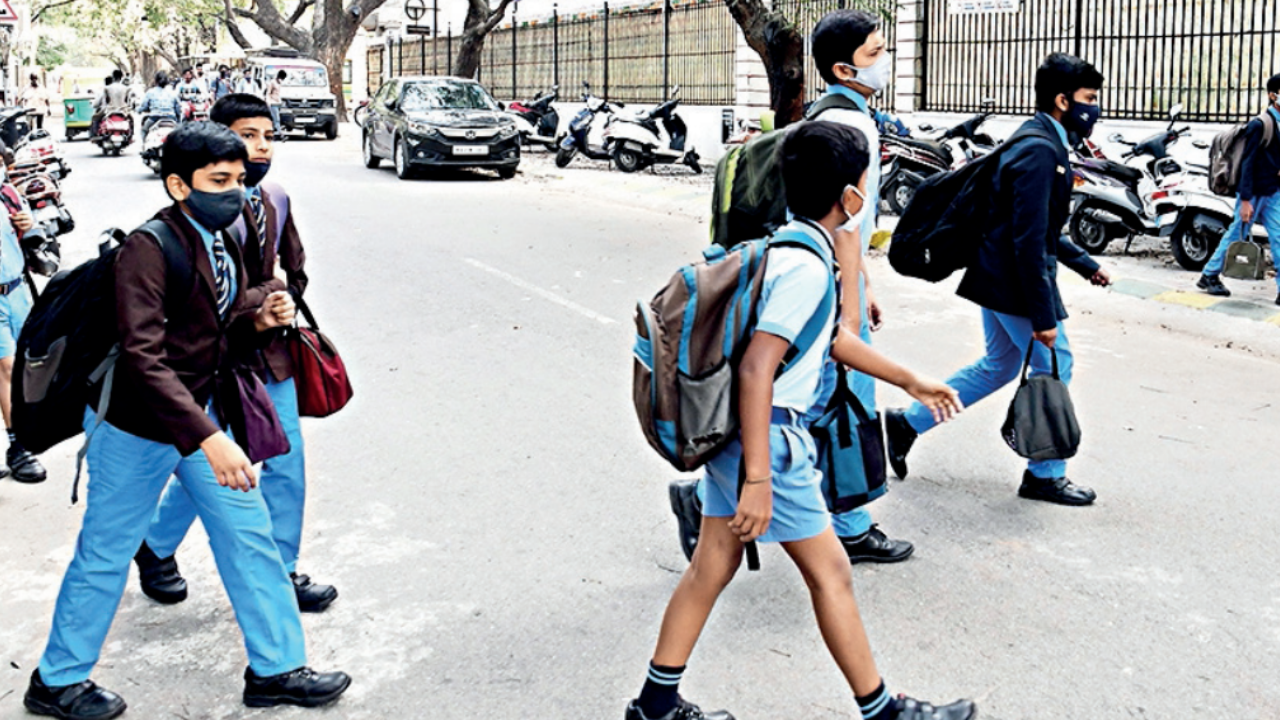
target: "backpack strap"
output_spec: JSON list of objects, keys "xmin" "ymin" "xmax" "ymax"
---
[
  {"xmin": 1260, "ymin": 110, "xmax": 1276, "ymax": 148},
  {"xmin": 766, "ymin": 226, "xmax": 839, "ymax": 372},
  {"xmin": 805, "ymin": 93, "xmax": 863, "ymax": 121}
]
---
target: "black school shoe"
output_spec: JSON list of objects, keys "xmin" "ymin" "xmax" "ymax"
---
[
  {"xmin": 893, "ymin": 694, "xmax": 977, "ymax": 720},
  {"xmin": 1196, "ymin": 273, "xmax": 1231, "ymax": 297},
  {"xmin": 1017, "ymin": 471, "xmax": 1097, "ymax": 506},
  {"xmin": 243, "ymin": 666, "xmax": 351, "ymax": 708},
  {"xmin": 8, "ymin": 443, "xmax": 47, "ymax": 483},
  {"xmin": 668, "ymin": 479, "xmax": 702, "ymax": 562},
  {"xmin": 24, "ymin": 670, "xmax": 126, "ymax": 720},
  {"xmin": 292, "ymin": 572, "xmax": 338, "ymax": 613},
  {"xmin": 839, "ymin": 525, "xmax": 915, "ymax": 564},
  {"xmin": 624, "ymin": 697, "xmax": 735, "ymax": 720},
  {"xmin": 884, "ymin": 409, "xmax": 917, "ymax": 480},
  {"xmin": 134, "ymin": 542, "xmax": 188, "ymax": 604}
]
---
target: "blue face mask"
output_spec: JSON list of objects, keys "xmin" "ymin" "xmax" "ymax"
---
[
  {"xmin": 1064, "ymin": 101, "xmax": 1102, "ymax": 139},
  {"xmin": 244, "ymin": 160, "xmax": 271, "ymax": 187}
]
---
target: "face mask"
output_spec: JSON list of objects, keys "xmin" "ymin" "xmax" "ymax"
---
[
  {"xmin": 244, "ymin": 160, "xmax": 271, "ymax": 187},
  {"xmin": 838, "ymin": 185, "xmax": 868, "ymax": 234},
  {"xmin": 839, "ymin": 53, "xmax": 892, "ymax": 94},
  {"xmin": 184, "ymin": 187, "xmax": 245, "ymax": 232},
  {"xmin": 1064, "ymin": 101, "xmax": 1102, "ymax": 139}
]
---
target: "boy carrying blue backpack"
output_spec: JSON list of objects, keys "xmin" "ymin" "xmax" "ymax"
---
[{"xmin": 626, "ymin": 122, "xmax": 975, "ymax": 720}]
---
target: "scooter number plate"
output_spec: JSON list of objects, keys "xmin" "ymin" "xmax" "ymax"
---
[{"xmin": 452, "ymin": 145, "xmax": 489, "ymax": 157}]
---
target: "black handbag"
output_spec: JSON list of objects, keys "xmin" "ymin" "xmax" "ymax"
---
[
  {"xmin": 1001, "ymin": 343, "xmax": 1081, "ymax": 461},
  {"xmin": 810, "ymin": 366, "xmax": 888, "ymax": 514}
]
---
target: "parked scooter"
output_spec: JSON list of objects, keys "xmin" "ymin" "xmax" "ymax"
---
[
  {"xmin": 0, "ymin": 107, "xmax": 69, "ymax": 179},
  {"xmin": 556, "ymin": 83, "xmax": 620, "ymax": 168},
  {"xmin": 9, "ymin": 160, "xmax": 74, "ymax": 237},
  {"xmin": 607, "ymin": 85, "xmax": 701, "ymax": 174},
  {"xmin": 880, "ymin": 99, "xmax": 999, "ymax": 215},
  {"xmin": 91, "ymin": 111, "xmax": 134, "ymax": 156},
  {"xmin": 507, "ymin": 86, "xmax": 560, "ymax": 149},
  {"xmin": 140, "ymin": 116, "xmax": 177, "ymax": 175},
  {"xmin": 1067, "ymin": 104, "xmax": 1189, "ymax": 255}
]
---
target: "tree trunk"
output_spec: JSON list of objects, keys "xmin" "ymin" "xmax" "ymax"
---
[
  {"xmin": 452, "ymin": 0, "xmax": 513, "ymax": 79},
  {"xmin": 725, "ymin": 0, "xmax": 805, "ymax": 127},
  {"xmin": 315, "ymin": 42, "xmax": 350, "ymax": 120}
]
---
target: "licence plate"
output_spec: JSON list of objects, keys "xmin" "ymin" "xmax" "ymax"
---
[
  {"xmin": 294, "ymin": 116, "xmax": 315, "ymax": 124},
  {"xmin": 452, "ymin": 145, "xmax": 489, "ymax": 157}
]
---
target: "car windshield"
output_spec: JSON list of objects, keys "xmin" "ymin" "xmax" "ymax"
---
[
  {"xmin": 270, "ymin": 66, "xmax": 328, "ymax": 87},
  {"xmin": 400, "ymin": 82, "xmax": 496, "ymax": 111}
]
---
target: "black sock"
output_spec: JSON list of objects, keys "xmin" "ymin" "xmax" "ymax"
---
[
  {"xmin": 857, "ymin": 680, "xmax": 893, "ymax": 720},
  {"xmin": 637, "ymin": 662, "xmax": 684, "ymax": 719},
  {"xmin": 6, "ymin": 428, "xmax": 14, "ymax": 445}
]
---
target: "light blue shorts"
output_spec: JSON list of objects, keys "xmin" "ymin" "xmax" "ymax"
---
[
  {"xmin": 0, "ymin": 283, "xmax": 32, "ymax": 358},
  {"xmin": 702, "ymin": 413, "xmax": 831, "ymax": 544}
]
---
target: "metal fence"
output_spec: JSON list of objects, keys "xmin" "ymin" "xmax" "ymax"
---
[
  {"xmin": 923, "ymin": 0, "xmax": 1280, "ymax": 123},
  {"xmin": 775, "ymin": 0, "xmax": 899, "ymax": 103}
]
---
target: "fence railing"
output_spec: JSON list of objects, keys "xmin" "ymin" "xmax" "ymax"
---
[
  {"xmin": 922, "ymin": 0, "xmax": 1280, "ymax": 123},
  {"xmin": 775, "ymin": 0, "xmax": 899, "ymax": 104}
]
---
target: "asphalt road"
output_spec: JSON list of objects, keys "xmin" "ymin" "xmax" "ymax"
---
[{"xmin": 2, "ymin": 127, "xmax": 1279, "ymax": 720}]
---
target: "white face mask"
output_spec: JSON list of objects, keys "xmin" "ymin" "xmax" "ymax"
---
[
  {"xmin": 839, "ymin": 52, "xmax": 892, "ymax": 94},
  {"xmin": 838, "ymin": 185, "xmax": 868, "ymax": 234}
]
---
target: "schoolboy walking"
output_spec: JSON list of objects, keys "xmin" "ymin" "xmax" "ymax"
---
[
  {"xmin": 0, "ymin": 168, "xmax": 45, "ymax": 483},
  {"xmin": 136, "ymin": 93, "xmax": 337, "ymax": 612},
  {"xmin": 1198, "ymin": 73, "xmax": 1280, "ymax": 303},
  {"xmin": 24, "ymin": 123, "xmax": 349, "ymax": 720},
  {"xmin": 884, "ymin": 53, "xmax": 1112, "ymax": 506},
  {"xmin": 627, "ymin": 121, "xmax": 974, "ymax": 720}
]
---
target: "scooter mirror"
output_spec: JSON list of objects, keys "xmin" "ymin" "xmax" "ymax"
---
[
  {"xmin": 1169, "ymin": 103, "xmax": 1184, "ymax": 119},
  {"xmin": 1192, "ymin": 139, "xmax": 1210, "ymax": 149},
  {"xmin": 1107, "ymin": 132, "xmax": 1124, "ymax": 143},
  {"xmin": 918, "ymin": 123, "xmax": 935, "ymax": 132}
]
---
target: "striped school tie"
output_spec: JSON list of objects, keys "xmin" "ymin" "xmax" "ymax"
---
[
  {"xmin": 212, "ymin": 231, "xmax": 232, "ymax": 317},
  {"xmin": 249, "ymin": 192, "xmax": 267, "ymax": 256}
]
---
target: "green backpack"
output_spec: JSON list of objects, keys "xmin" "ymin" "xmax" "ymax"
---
[{"xmin": 710, "ymin": 94, "xmax": 863, "ymax": 248}]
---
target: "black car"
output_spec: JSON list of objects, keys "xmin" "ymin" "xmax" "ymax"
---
[{"xmin": 362, "ymin": 76, "xmax": 521, "ymax": 180}]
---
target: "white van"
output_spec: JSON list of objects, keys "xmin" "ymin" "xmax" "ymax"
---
[{"xmin": 245, "ymin": 53, "xmax": 338, "ymax": 139}]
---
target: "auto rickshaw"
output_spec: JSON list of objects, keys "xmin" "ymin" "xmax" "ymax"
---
[{"xmin": 63, "ymin": 96, "xmax": 93, "ymax": 141}]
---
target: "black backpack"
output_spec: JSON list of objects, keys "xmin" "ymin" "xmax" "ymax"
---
[
  {"xmin": 888, "ymin": 125, "xmax": 1056, "ymax": 282},
  {"xmin": 12, "ymin": 219, "xmax": 191, "ymax": 501},
  {"xmin": 710, "ymin": 94, "xmax": 863, "ymax": 248}
]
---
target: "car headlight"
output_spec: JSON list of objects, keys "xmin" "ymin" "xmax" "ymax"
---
[
  {"xmin": 320, "ymin": 99, "xmax": 335, "ymax": 108},
  {"xmin": 408, "ymin": 122, "xmax": 438, "ymax": 137},
  {"xmin": 498, "ymin": 124, "xmax": 518, "ymax": 140}
]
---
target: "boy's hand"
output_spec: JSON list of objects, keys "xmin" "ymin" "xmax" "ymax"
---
[
  {"xmin": 729, "ymin": 481, "xmax": 772, "ymax": 543},
  {"xmin": 1090, "ymin": 267, "xmax": 1112, "ymax": 286},
  {"xmin": 11, "ymin": 211, "xmax": 33, "ymax": 232},
  {"xmin": 905, "ymin": 374, "xmax": 963, "ymax": 424},
  {"xmin": 200, "ymin": 432, "xmax": 256, "ymax": 491},
  {"xmin": 254, "ymin": 290, "xmax": 295, "ymax": 330}
]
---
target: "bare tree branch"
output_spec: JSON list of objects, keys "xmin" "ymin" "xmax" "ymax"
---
[
  {"xmin": 479, "ymin": 0, "xmax": 515, "ymax": 34},
  {"xmin": 222, "ymin": 0, "xmax": 254, "ymax": 49},
  {"xmin": 31, "ymin": 0, "xmax": 80, "ymax": 23},
  {"xmin": 286, "ymin": 0, "xmax": 316, "ymax": 26}
]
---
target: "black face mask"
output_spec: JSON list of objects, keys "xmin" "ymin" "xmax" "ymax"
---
[
  {"xmin": 184, "ymin": 187, "xmax": 245, "ymax": 232},
  {"xmin": 244, "ymin": 160, "xmax": 271, "ymax": 187},
  {"xmin": 1063, "ymin": 101, "xmax": 1102, "ymax": 139}
]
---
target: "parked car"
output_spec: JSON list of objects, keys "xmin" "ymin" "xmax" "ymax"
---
[{"xmin": 361, "ymin": 76, "xmax": 521, "ymax": 180}]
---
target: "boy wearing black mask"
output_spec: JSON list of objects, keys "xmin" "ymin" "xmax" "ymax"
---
[
  {"xmin": 24, "ymin": 122, "xmax": 350, "ymax": 720},
  {"xmin": 137, "ymin": 94, "xmax": 338, "ymax": 614},
  {"xmin": 884, "ymin": 53, "xmax": 1114, "ymax": 506}
]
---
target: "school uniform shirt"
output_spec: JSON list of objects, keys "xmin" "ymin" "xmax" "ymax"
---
[
  {"xmin": 108, "ymin": 205, "xmax": 249, "ymax": 455},
  {"xmin": 0, "ymin": 192, "xmax": 29, "ymax": 283},
  {"xmin": 755, "ymin": 219, "xmax": 837, "ymax": 414}
]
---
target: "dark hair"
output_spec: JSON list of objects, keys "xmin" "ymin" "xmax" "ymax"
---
[
  {"xmin": 1267, "ymin": 73, "xmax": 1280, "ymax": 96},
  {"xmin": 104, "ymin": 76, "xmax": 114, "ymax": 86},
  {"xmin": 182, "ymin": 67, "xmax": 193, "ymax": 76},
  {"xmin": 1034, "ymin": 53, "xmax": 1104, "ymax": 112},
  {"xmin": 211, "ymin": 93, "xmax": 273, "ymax": 126},
  {"xmin": 276, "ymin": 70, "xmax": 288, "ymax": 81},
  {"xmin": 160, "ymin": 121, "xmax": 249, "ymax": 190},
  {"xmin": 153, "ymin": 71, "xmax": 168, "ymax": 88},
  {"xmin": 112, "ymin": 69, "xmax": 124, "ymax": 81},
  {"xmin": 781, "ymin": 121, "xmax": 870, "ymax": 221},
  {"xmin": 812, "ymin": 10, "xmax": 882, "ymax": 86}
]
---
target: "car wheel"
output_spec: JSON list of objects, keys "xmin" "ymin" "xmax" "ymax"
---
[
  {"xmin": 363, "ymin": 132, "xmax": 381, "ymax": 169},
  {"xmin": 395, "ymin": 137, "xmax": 413, "ymax": 180},
  {"xmin": 1171, "ymin": 217, "xmax": 1216, "ymax": 271},
  {"xmin": 498, "ymin": 166, "xmax": 517, "ymax": 180},
  {"xmin": 1068, "ymin": 202, "xmax": 1113, "ymax": 255},
  {"xmin": 555, "ymin": 145, "xmax": 576, "ymax": 168},
  {"xmin": 325, "ymin": 122, "xmax": 338, "ymax": 140},
  {"xmin": 614, "ymin": 146, "xmax": 643, "ymax": 173}
]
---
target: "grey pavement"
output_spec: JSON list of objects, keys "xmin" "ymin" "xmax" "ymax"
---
[{"xmin": 1, "ymin": 126, "xmax": 1279, "ymax": 720}]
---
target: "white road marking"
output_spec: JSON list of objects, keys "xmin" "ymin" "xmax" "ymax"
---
[{"xmin": 464, "ymin": 257, "xmax": 617, "ymax": 325}]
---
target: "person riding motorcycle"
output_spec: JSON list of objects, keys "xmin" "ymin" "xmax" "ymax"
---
[
  {"xmin": 91, "ymin": 69, "xmax": 133, "ymax": 138},
  {"xmin": 137, "ymin": 71, "xmax": 181, "ymax": 135}
]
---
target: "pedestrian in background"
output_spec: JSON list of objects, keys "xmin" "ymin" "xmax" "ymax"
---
[
  {"xmin": 0, "ymin": 165, "xmax": 45, "ymax": 484},
  {"xmin": 265, "ymin": 70, "xmax": 286, "ymax": 138},
  {"xmin": 1198, "ymin": 73, "xmax": 1280, "ymax": 304},
  {"xmin": 138, "ymin": 93, "xmax": 338, "ymax": 613},
  {"xmin": 885, "ymin": 53, "xmax": 1112, "ymax": 507},
  {"xmin": 212, "ymin": 65, "xmax": 234, "ymax": 100},
  {"xmin": 19, "ymin": 74, "xmax": 50, "ymax": 130}
]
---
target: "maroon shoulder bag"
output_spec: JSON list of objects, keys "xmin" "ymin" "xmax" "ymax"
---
[{"xmin": 288, "ymin": 296, "xmax": 353, "ymax": 418}]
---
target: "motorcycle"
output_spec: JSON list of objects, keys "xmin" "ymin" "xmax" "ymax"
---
[
  {"xmin": 0, "ymin": 107, "xmax": 69, "ymax": 179},
  {"xmin": 181, "ymin": 98, "xmax": 211, "ymax": 123},
  {"xmin": 91, "ymin": 111, "xmax": 134, "ymax": 156},
  {"xmin": 606, "ymin": 85, "xmax": 701, "ymax": 174},
  {"xmin": 507, "ymin": 86, "xmax": 560, "ymax": 149},
  {"xmin": 1067, "ymin": 104, "xmax": 1190, "ymax": 255},
  {"xmin": 556, "ymin": 83, "xmax": 621, "ymax": 169},
  {"xmin": 141, "ymin": 116, "xmax": 178, "ymax": 175},
  {"xmin": 880, "ymin": 99, "xmax": 999, "ymax": 215},
  {"xmin": 9, "ymin": 160, "xmax": 74, "ymax": 238}
]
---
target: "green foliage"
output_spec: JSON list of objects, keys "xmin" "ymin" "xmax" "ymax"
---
[
  {"xmin": 35, "ymin": 35, "xmax": 66, "ymax": 70},
  {"xmin": 45, "ymin": 0, "xmax": 224, "ymax": 68}
]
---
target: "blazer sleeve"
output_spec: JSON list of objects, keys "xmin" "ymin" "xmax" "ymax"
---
[
  {"xmin": 1002, "ymin": 140, "xmax": 1061, "ymax": 332},
  {"xmin": 1238, "ymin": 118, "xmax": 1265, "ymax": 202},
  {"xmin": 115, "ymin": 233, "xmax": 220, "ymax": 454},
  {"xmin": 1058, "ymin": 235, "xmax": 1101, "ymax": 278},
  {"xmin": 239, "ymin": 205, "xmax": 287, "ymax": 313},
  {"xmin": 279, "ymin": 206, "xmax": 308, "ymax": 298}
]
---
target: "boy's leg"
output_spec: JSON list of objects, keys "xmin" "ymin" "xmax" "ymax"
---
[
  {"xmin": 1257, "ymin": 195, "xmax": 1280, "ymax": 299},
  {"xmin": 37, "ymin": 410, "xmax": 180, "ymax": 687},
  {"xmin": 652, "ymin": 516, "xmax": 745, "ymax": 667},
  {"xmin": 145, "ymin": 479, "xmax": 199, "ymax": 558},
  {"xmin": 1199, "ymin": 197, "xmax": 1247, "ymax": 294},
  {"xmin": 172, "ymin": 451, "xmax": 308, "ymax": 678}
]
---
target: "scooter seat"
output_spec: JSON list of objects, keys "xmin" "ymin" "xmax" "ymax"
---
[{"xmin": 1082, "ymin": 158, "xmax": 1144, "ymax": 186}]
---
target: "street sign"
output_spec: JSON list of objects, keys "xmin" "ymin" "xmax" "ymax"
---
[
  {"xmin": 406, "ymin": 25, "xmax": 432, "ymax": 35},
  {"xmin": 0, "ymin": 0, "xmax": 18, "ymax": 24},
  {"xmin": 948, "ymin": 0, "xmax": 1018, "ymax": 13},
  {"xmin": 404, "ymin": 0, "xmax": 427, "ymax": 22}
]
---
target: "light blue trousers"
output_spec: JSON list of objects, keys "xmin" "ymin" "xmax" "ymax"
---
[
  {"xmin": 904, "ymin": 309, "xmax": 1074, "ymax": 480},
  {"xmin": 1205, "ymin": 193, "xmax": 1280, "ymax": 290},
  {"xmin": 147, "ymin": 376, "xmax": 307, "ymax": 573},
  {"xmin": 38, "ymin": 407, "xmax": 306, "ymax": 687}
]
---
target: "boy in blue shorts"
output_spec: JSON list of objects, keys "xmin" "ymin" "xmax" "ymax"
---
[
  {"xmin": 0, "ymin": 169, "xmax": 47, "ymax": 484},
  {"xmin": 626, "ymin": 122, "xmax": 975, "ymax": 720}
]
